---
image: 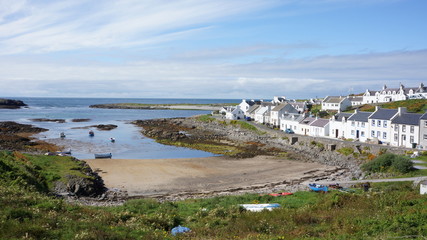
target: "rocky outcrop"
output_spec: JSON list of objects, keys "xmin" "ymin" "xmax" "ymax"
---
[
  {"xmin": 91, "ymin": 124, "xmax": 118, "ymax": 131},
  {"xmin": 31, "ymin": 118, "xmax": 66, "ymax": 123},
  {"xmin": 53, "ymin": 158, "xmax": 106, "ymax": 197},
  {"xmin": 0, "ymin": 121, "xmax": 51, "ymax": 151},
  {"xmin": 0, "ymin": 98, "xmax": 27, "ymax": 109}
]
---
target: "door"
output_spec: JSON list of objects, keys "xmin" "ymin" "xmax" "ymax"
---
[{"xmin": 356, "ymin": 130, "xmax": 360, "ymax": 139}]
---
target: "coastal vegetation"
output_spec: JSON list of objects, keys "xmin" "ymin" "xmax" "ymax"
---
[
  {"xmin": 89, "ymin": 103, "xmax": 237, "ymax": 110},
  {"xmin": 362, "ymin": 153, "xmax": 414, "ymax": 174},
  {"xmin": 348, "ymin": 99, "xmax": 427, "ymax": 113},
  {"xmin": 1, "ymin": 152, "xmax": 426, "ymax": 240}
]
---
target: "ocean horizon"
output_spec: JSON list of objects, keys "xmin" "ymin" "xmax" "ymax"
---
[{"xmin": 0, "ymin": 97, "xmax": 241, "ymax": 159}]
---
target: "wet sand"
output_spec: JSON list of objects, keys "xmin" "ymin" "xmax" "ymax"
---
[{"xmin": 84, "ymin": 156, "xmax": 339, "ymax": 197}]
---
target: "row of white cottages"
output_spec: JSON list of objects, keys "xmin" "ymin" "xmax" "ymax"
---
[{"xmin": 220, "ymin": 100, "xmax": 427, "ymax": 149}]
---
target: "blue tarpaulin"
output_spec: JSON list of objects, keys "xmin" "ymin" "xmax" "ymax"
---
[{"xmin": 171, "ymin": 225, "xmax": 191, "ymax": 236}]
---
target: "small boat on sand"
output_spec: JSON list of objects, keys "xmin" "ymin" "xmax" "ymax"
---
[
  {"xmin": 60, "ymin": 132, "xmax": 66, "ymax": 138},
  {"xmin": 110, "ymin": 137, "xmax": 115, "ymax": 142},
  {"xmin": 89, "ymin": 130, "xmax": 94, "ymax": 137},
  {"xmin": 308, "ymin": 183, "xmax": 328, "ymax": 192},
  {"xmin": 94, "ymin": 153, "xmax": 112, "ymax": 159}
]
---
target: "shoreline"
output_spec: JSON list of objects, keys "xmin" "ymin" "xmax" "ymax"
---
[
  {"xmin": 84, "ymin": 155, "xmax": 346, "ymax": 200},
  {"xmin": 89, "ymin": 103, "xmax": 228, "ymax": 111}
]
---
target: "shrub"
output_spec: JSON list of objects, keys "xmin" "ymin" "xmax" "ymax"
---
[
  {"xmin": 361, "ymin": 153, "xmax": 413, "ymax": 173},
  {"xmin": 337, "ymin": 147, "xmax": 354, "ymax": 156}
]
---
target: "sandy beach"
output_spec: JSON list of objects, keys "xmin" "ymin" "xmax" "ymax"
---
[{"xmin": 85, "ymin": 156, "xmax": 340, "ymax": 197}]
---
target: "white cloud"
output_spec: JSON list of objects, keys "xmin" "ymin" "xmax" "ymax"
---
[
  {"xmin": 1, "ymin": 49, "xmax": 426, "ymax": 99},
  {"xmin": 0, "ymin": 0, "xmax": 280, "ymax": 54}
]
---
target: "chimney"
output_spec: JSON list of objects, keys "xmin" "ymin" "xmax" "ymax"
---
[
  {"xmin": 398, "ymin": 107, "xmax": 407, "ymax": 116},
  {"xmin": 375, "ymin": 106, "xmax": 380, "ymax": 111}
]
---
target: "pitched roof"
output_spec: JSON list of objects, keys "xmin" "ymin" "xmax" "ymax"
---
[
  {"xmin": 348, "ymin": 111, "xmax": 372, "ymax": 122},
  {"xmin": 310, "ymin": 118, "xmax": 329, "ymax": 127},
  {"xmin": 246, "ymin": 104, "xmax": 261, "ymax": 114},
  {"xmin": 300, "ymin": 117, "xmax": 316, "ymax": 125},
  {"xmin": 392, "ymin": 113, "xmax": 422, "ymax": 125},
  {"xmin": 323, "ymin": 96, "xmax": 346, "ymax": 103},
  {"xmin": 281, "ymin": 113, "xmax": 305, "ymax": 122},
  {"xmin": 421, "ymin": 112, "xmax": 427, "ymax": 120},
  {"xmin": 333, "ymin": 112, "xmax": 352, "ymax": 121},
  {"xmin": 271, "ymin": 103, "xmax": 299, "ymax": 113},
  {"xmin": 349, "ymin": 96, "xmax": 363, "ymax": 102},
  {"xmin": 369, "ymin": 108, "xmax": 398, "ymax": 120}
]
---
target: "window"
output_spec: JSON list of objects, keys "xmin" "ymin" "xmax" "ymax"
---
[
  {"xmin": 394, "ymin": 124, "xmax": 398, "ymax": 131},
  {"xmin": 361, "ymin": 131, "xmax": 365, "ymax": 137},
  {"xmin": 394, "ymin": 133, "xmax": 398, "ymax": 141},
  {"xmin": 425, "ymin": 121, "xmax": 427, "ymax": 127},
  {"xmin": 377, "ymin": 120, "xmax": 381, "ymax": 127},
  {"xmin": 410, "ymin": 126, "xmax": 414, "ymax": 133},
  {"xmin": 351, "ymin": 121, "xmax": 355, "ymax": 127},
  {"xmin": 371, "ymin": 131, "xmax": 375, "ymax": 137},
  {"xmin": 424, "ymin": 134, "xmax": 427, "ymax": 140},
  {"xmin": 383, "ymin": 121, "xmax": 387, "ymax": 128},
  {"xmin": 410, "ymin": 136, "xmax": 414, "ymax": 143},
  {"xmin": 383, "ymin": 132, "xmax": 387, "ymax": 139},
  {"xmin": 402, "ymin": 135, "xmax": 406, "ymax": 141},
  {"xmin": 371, "ymin": 120, "xmax": 375, "ymax": 126},
  {"xmin": 377, "ymin": 131, "xmax": 381, "ymax": 137},
  {"xmin": 361, "ymin": 122, "xmax": 365, "ymax": 128},
  {"xmin": 351, "ymin": 130, "xmax": 355, "ymax": 136},
  {"xmin": 402, "ymin": 125, "xmax": 406, "ymax": 133}
]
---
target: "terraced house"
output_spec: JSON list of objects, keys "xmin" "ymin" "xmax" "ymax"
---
[{"xmin": 390, "ymin": 108, "xmax": 422, "ymax": 148}]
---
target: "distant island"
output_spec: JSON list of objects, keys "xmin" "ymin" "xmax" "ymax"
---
[
  {"xmin": 89, "ymin": 103, "xmax": 236, "ymax": 111},
  {"xmin": 0, "ymin": 98, "xmax": 27, "ymax": 109}
]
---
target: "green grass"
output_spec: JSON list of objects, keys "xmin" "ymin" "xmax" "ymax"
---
[
  {"xmin": 0, "ymin": 151, "xmax": 94, "ymax": 192},
  {"xmin": 349, "ymin": 99, "xmax": 427, "ymax": 113},
  {"xmin": 2, "ymin": 151, "xmax": 427, "ymax": 239},
  {"xmin": 195, "ymin": 114, "xmax": 215, "ymax": 122},
  {"xmin": 157, "ymin": 139, "xmax": 243, "ymax": 156}
]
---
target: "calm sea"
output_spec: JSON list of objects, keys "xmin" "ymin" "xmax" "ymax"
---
[{"xmin": 0, "ymin": 97, "xmax": 240, "ymax": 159}]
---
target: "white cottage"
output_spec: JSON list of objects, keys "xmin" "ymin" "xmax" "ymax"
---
[
  {"xmin": 390, "ymin": 108, "xmax": 422, "ymax": 148},
  {"xmin": 368, "ymin": 107, "xmax": 398, "ymax": 144},
  {"xmin": 346, "ymin": 110, "xmax": 372, "ymax": 142},
  {"xmin": 321, "ymin": 96, "xmax": 351, "ymax": 112},
  {"xmin": 223, "ymin": 106, "xmax": 245, "ymax": 120},
  {"xmin": 309, "ymin": 118, "xmax": 330, "ymax": 137},
  {"xmin": 270, "ymin": 103, "xmax": 299, "ymax": 127},
  {"xmin": 329, "ymin": 113, "xmax": 352, "ymax": 139}
]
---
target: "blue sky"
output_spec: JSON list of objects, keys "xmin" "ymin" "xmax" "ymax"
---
[{"xmin": 0, "ymin": 0, "xmax": 426, "ymax": 99}]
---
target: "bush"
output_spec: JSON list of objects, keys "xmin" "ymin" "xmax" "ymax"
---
[
  {"xmin": 361, "ymin": 153, "xmax": 413, "ymax": 173},
  {"xmin": 337, "ymin": 147, "xmax": 354, "ymax": 156}
]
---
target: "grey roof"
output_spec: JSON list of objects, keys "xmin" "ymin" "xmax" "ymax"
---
[
  {"xmin": 392, "ymin": 113, "xmax": 422, "ymax": 125},
  {"xmin": 421, "ymin": 112, "xmax": 427, "ymax": 120},
  {"xmin": 281, "ymin": 113, "xmax": 305, "ymax": 122},
  {"xmin": 300, "ymin": 117, "xmax": 316, "ymax": 125},
  {"xmin": 272, "ymin": 103, "xmax": 299, "ymax": 113},
  {"xmin": 348, "ymin": 111, "xmax": 372, "ymax": 122},
  {"xmin": 246, "ymin": 104, "xmax": 261, "ymax": 114},
  {"xmin": 333, "ymin": 112, "xmax": 352, "ymax": 121},
  {"xmin": 349, "ymin": 96, "xmax": 363, "ymax": 102},
  {"xmin": 369, "ymin": 108, "xmax": 398, "ymax": 120},
  {"xmin": 323, "ymin": 96, "xmax": 346, "ymax": 103},
  {"xmin": 310, "ymin": 118, "xmax": 329, "ymax": 127},
  {"xmin": 246, "ymin": 100, "xmax": 262, "ymax": 106}
]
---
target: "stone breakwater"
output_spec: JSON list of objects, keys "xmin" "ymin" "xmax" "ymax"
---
[{"xmin": 133, "ymin": 117, "xmax": 364, "ymax": 180}]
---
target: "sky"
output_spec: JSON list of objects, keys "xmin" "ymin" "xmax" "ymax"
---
[{"xmin": 0, "ymin": 0, "xmax": 426, "ymax": 99}]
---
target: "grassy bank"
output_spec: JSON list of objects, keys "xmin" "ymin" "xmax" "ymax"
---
[
  {"xmin": 2, "ymin": 151, "xmax": 427, "ymax": 239},
  {"xmin": 2, "ymin": 176, "xmax": 427, "ymax": 239}
]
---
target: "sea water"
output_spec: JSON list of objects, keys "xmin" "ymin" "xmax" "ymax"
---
[{"xmin": 0, "ymin": 97, "xmax": 240, "ymax": 159}]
